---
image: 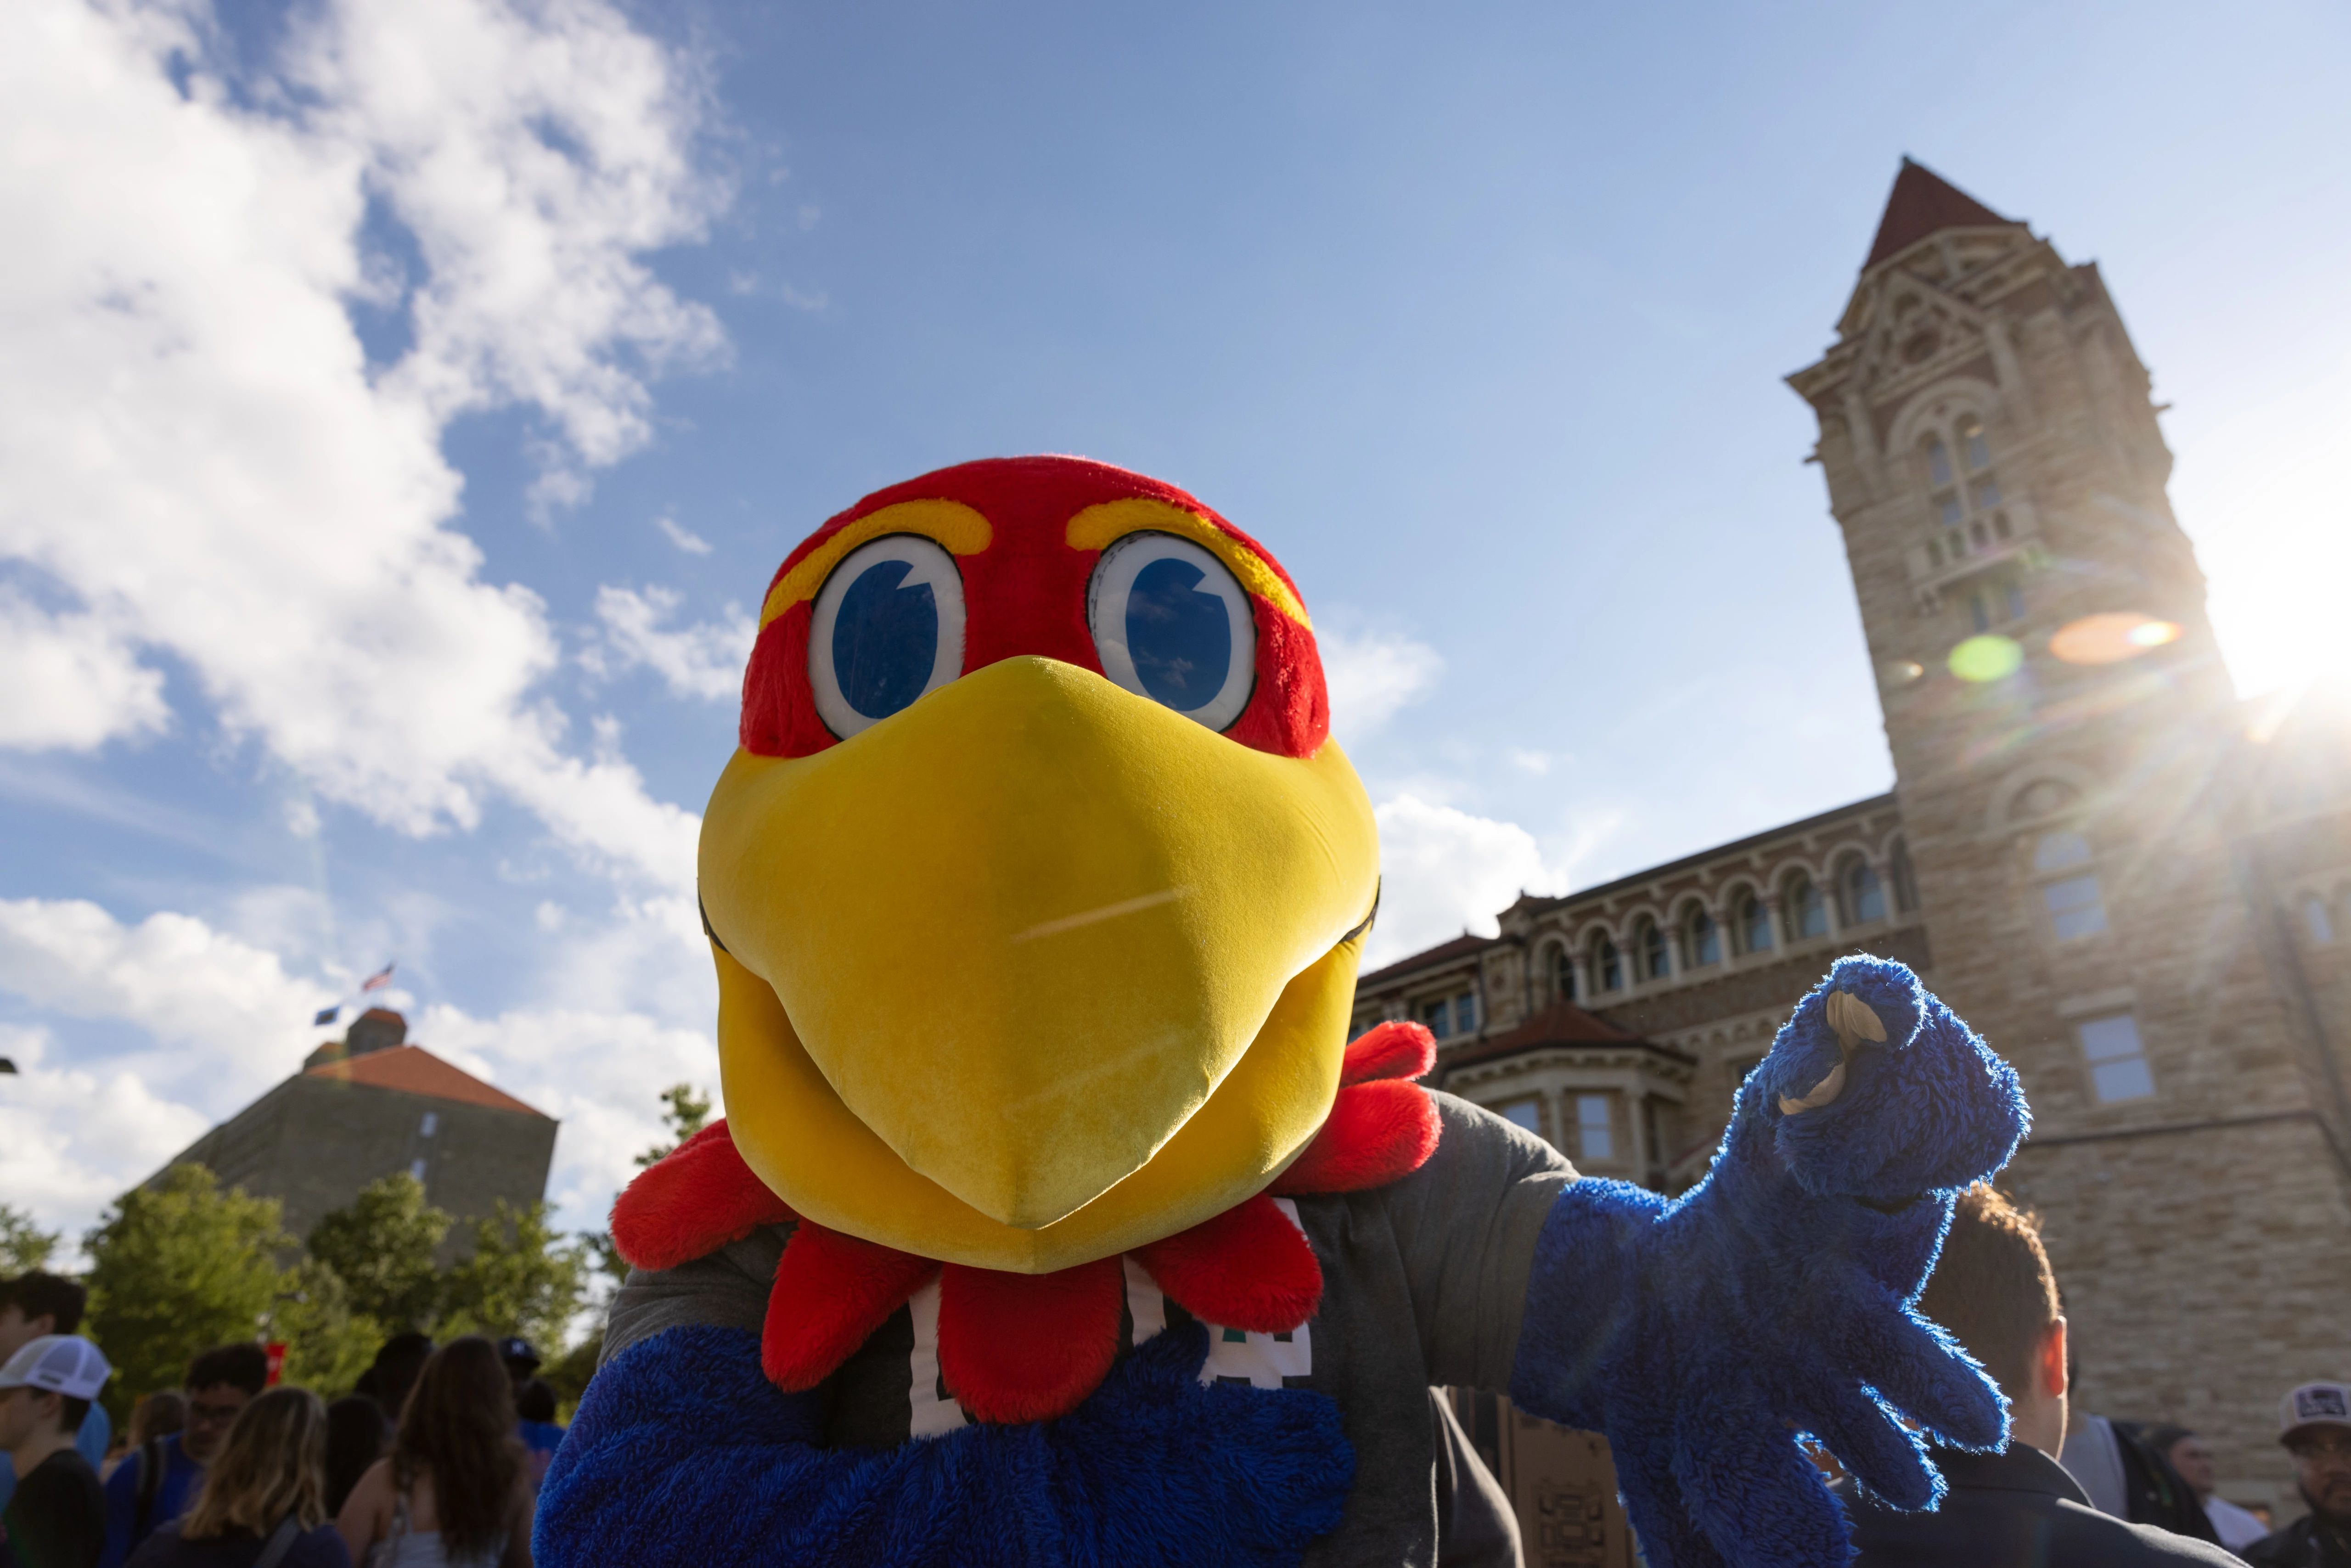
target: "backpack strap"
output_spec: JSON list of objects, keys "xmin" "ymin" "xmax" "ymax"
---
[
  {"xmin": 253, "ymin": 1516, "xmax": 304, "ymax": 1568},
  {"xmin": 133, "ymin": 1436, "xmax": 166, "ymax": 1538}
]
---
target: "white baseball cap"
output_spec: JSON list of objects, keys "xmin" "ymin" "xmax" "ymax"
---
[
  {"xmin": 0, "ymin": 1335, "xmax": 112, "ymax": 1401},
  {"xmin": 2280, "ymin": 1381, "xmax": 2351, "ymax": 1444}
]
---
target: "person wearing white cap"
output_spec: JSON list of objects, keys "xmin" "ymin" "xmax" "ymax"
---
[
  {"xmin": 0, "ymin": 1332, "xmax": 113, "ymax": 1568},
  {"xmin": 2245, "ymin": 1381, "xmax": 2351, "ymax": 1568}
]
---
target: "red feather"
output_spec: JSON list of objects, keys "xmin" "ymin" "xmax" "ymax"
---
[
  {"xmin": 1273, "ymin": 1079, "xmax": 1443, "ymax": 1197},
  {"xmin": 762, "ymin": 1223, "xmax": 935, "ymax": 1392},
  {"xmin": 1339, "ymin": 1019, "xmax": 1436, "ymax": 1085},
  {"xmin": 609, "ymin": 1118, "xmax": 793, "ymax": 1272},
  {"xmin": 937, "ymin": 1257, "xmax": 1125, "ymax": 1424},
  {"xmin": 1132, "ymin": 1192, "xmax": 1321, "ymax": 1333}
]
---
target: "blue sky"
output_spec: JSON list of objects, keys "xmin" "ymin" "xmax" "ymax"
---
[{"xmin": 3, "ymin": 0, "xmax": 2345, "ymax": 1246}]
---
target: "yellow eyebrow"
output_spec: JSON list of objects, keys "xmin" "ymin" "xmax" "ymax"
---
[
  {"xmin": 759, "ymin": 500, "xmax": 993, "ymax": 630},
  {"xmin": 1064, "ymin": 498, "xmax": 1310, "ymax": 628}
]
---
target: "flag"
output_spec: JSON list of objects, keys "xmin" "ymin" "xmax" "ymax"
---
[
  {"xmin": 314, "ymin": 1005, "xmax": 341, "ymax": 1027},
  {"xmin": 361, "ymin": 961, "xmax": 396, "ymax": 992}
]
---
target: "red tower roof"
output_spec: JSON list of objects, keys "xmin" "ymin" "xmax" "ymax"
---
[
  {"xmin": 1863, "ymin": 158, "xmax": 2016, "ymax": 270},
  {"xmin": 304, "ymin": 1043, "xmax": 547, "ymax": 1118}
]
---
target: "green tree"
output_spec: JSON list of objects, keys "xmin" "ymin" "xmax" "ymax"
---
[
  {"xmin": 438, "ymin": 1202, "xmax": 586, "ymax": 1351},
  {"xmin": 265, "ymin": 1258, "xmax": 379, "ymax": 1397},
  {"xmin": 83, "ymin": 1166, "xmax": 287, "ymax": 1422},
  {"xmin": 307, "ymin": 1173, "xmax": 451, "ymax": 1331},
  {"xmin": 634, "ymin": 1083, "xmax": 712, "ymax": 1168},
  {"xmin": 0, "ymin": 1203, "xmax": 61, "ymax": 1274}
]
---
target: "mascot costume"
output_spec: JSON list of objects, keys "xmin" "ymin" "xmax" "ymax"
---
[{"xmin": 538, "ymin": 457, "xmax": 2031, "ymax": 1568}]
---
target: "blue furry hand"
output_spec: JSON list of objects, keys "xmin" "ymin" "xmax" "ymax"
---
[
  {"xmin": 1510, "ymin": 955, "xmax": 2030, "ymax": 1568},
  {"xmin": 536, "ymin": 1318, "xmax": 1352, "ymax": 1568}
]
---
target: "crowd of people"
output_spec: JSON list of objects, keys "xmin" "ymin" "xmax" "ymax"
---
[
  {"xmin": 0, "ymin": 1273, "xmax": 565, "ymax": 1568},
  {"xmin": 6, "ymin": 1219, "xmax": 2349, "ymax": 1567}
]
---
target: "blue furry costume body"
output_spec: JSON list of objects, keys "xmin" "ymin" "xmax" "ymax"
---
[{"xmin": 541, "ymin": 955, "xmax": 2029, "ymax": 1568}]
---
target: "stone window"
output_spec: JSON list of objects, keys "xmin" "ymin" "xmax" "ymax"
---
[
  {"xmin": 1454, "ymin": 990, "xmax": 1478, "ymax": 1034},
  {"xmin": 2044, "ymin": 875, "xmax": 2109, "ymax": 939},
  {"xmin": 1890, "ymin": 839, "xmax": 1919, "ymax": 913},
  {"xmin": 1575, "ymin": 1094, "xmax": 1615, "ymax": 1162},
  {"xmin": 409, "ymin": 1157, "xmax": 428, "ymax": 1182},
  {"xmin": 1419, "ymin": 996, "xmax": 1451, "ymax": 1037},
  {"xmin": 1594, "ymin": 935, "xmax": 1624, "ymax": 991},
  {"xmin": 1969, "ymin": 573, "xmax": 2026, "ymax": 633},
  {"xmin": 2304, "ymin": 896, "xmax": 2335, "ymax": 945},
  {"xmin": 1840, "ymin": 857, "xmax": 1887, "ymax": 925},
  {"xmin": 2035, "ymin": 831, "xmax": 2092, "ymax": 871},
  {"xmin": 1550, "ymin": 944, "xmax": 1576, "ymax": 1002},
  {"xmin": 1683, "ymin": 905, "xmax": 1721, "ymax": 967},
  {"xmin": 1637, "ymin": 919, "xmax": 1670, "ymax": 981},
  {"xmin": 1734, "ymin": 889, "xmax": 1773, "ymax": 955},
  {"xmin": 419, "ymin": 1111, "xmax": 438, "ymax": 1137},
  {"xmin": 1498, "ymin": 1097, "xmax": 1543, "ymax": 1138},
  {"xmin": 1785, "ymin": 874, "xmax": 1829, "ymax": 940},
  {"xmin": 2078, "ymin": 1013, "xmax": 2154, "ymax": 1102},
  {"xmin": 1918, "ymin": 411, "xmax": 2011, "ymax": 557}
]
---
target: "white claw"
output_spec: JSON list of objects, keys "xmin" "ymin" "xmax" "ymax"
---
[
  {"xmin": 1778, "ymin": 1059, "xmax": 1848, "ymax": 1115},
  {"xmin": 1778, "ymin": 990, "xmax": 1881, "ymax": 1115}
]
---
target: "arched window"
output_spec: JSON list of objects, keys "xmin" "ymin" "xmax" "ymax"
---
[
  {"xmin": 1917, "ymin": 410, "xmax": 2010, "ymax": 564},
  {"xmin": 1890, "ymin": 839, "xmax": 1918, "ymax": 914},
  {"xmin": 1550, "ymin": 944, "xmax": 1577, "ymax": 1002},
  {"xmin": 1593, "ymin": 935, "xmax": 1623, "ymax": 992},
  {"xmin": 1786, "ymin": 874, "xmax": 1828, "ymax": 940},
  {"xmin": 1842, "ymin": 858, "xmax": 1887, "ymax": 925},
  {"xmin": 1636, "ymin": 922, "xmax": 1674, "ymax": 983},
  {"xmin": 2034, "ymin": 831, "xmax": 2092, "ymax": 872},
  {"xmin": 1683, "ymin": 905, "xmax": 1721, "ymax": 967},
  {"xmin": 1638, "ymin": 919, "xmax": 1670, "ymax": 982},
  {"xmin": 1734, "ymin": 889, "xmax": 1773, "ymax": 955}
]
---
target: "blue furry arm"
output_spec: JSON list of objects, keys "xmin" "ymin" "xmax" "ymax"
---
[
  {"xmin": 1509, "ymin": 955, "xmax": 2030, "ymax": 1568},
  {"xmin": 536, "ymin": 1320, "xmax": 1352, "ymax": 1568}
]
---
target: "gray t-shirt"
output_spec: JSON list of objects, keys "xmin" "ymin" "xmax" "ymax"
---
[{"xmin": 603, "ymin": 1091, "xmax": 1574, "ymax": 1567}]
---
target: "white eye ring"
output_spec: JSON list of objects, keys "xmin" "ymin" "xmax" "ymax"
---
[
  {"xmin": 807, "ymin": 534, "xmax": 966, "ymax": 740},
  {"xmin": 1086, "ymin": 531, "xmax": 1256, "ymax": 732}
]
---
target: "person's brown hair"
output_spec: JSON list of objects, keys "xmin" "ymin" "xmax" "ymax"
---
[
  {"xmin": 181, "ymin": 1387, "xmax": 329, "ymax": 1538},
  {"xmin": 394, "ymin": 1337, "xmax": 521, "ymax": 1560},
  {"xmin": 1915, "ymin": 1182, "xmax": 2061, "ymax": 1397},
  {"xmin": 128, "ymin": 1390, "xmax": 187, "ymax": 1447}
]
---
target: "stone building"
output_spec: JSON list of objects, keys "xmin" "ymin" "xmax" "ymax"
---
[
  {"xmin": 1354, "ymin": 159, "xmax": 2351, "ymax": 1519},
  {"xmin": 151, "ymin": 1007, "xmax": 557, "ymax": 1257}
]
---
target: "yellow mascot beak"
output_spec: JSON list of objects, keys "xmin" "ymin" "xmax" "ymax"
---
[{"xmin": 699, "ymin": 655, "xmax": 1379, "ymax": 1273}]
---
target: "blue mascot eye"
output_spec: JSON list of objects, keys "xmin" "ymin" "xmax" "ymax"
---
[
  {"xmin": 1087, "ymin": 532, "xmax": 1256, "ymax": 732},
  {"xmin": 809, "ymin": 535, "xmax": 966, "ymax": 739},
  {"xmin": 1124, "ymin": 558, "xmax": 1230, "ymax": 711}
]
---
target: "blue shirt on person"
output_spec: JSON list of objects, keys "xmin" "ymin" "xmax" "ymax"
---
[
  {"xmin": 97, "ymin": 1432, "xmax": 202, "ymax": 1568},
  {"xmin": 0, "ymin": 1400, "xmax": 109, "ymax": 1513}
]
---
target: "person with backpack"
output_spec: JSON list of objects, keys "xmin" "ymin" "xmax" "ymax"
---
[
  {"xmin": 122, "ymin": 1388, "xmax": 347, "ymax": 1568},
  {"xmin": 0, "ymin": 1274, "xmax": 113, "ymax": 1518},
  {"xmin": 99, "ymin": 1346, "xmax": 269, "ymax": 1568}
]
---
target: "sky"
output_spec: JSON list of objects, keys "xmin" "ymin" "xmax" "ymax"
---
[{"xmin": 4, "ymin": 0, "xmax": 2347, "ymax": 1253}]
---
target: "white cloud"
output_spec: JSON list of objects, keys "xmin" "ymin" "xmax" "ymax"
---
[
  {"xmin": 0, "ymin": 588, "xmax": 169, "ymax": 749},
  {"xmin": 1365, "ymin": 794, "xmax": 1559, "ymax": 967},
  {"xmin": 0, "ymin": 898, "xmax": 335, "ymax": 1094},
  {"xmin": 0, "ymin": 1026, "xmax": 211, "ymax": 1251},
  {"xmin": 590, "ymin": 585, "xmax": 754, "ymax": 703},
  {"xmin": 0, "ymin": 0, "xmax": 722, "ymax": 889},
  {"xmin": 655, "ymin": 514, "xmax": 713, "ymax": 555},
  {"xmin": 1319, "ymin": 623, "xmax": 1443, "ymax": 742}
]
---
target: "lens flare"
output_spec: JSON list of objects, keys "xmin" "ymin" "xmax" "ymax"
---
[
  {"xmin": 1881, "ymin": 659, "xmax": 1925, "ymax": 686},
  {"xmin": 1949, "ymin": 635, "xmax": 2024, "ymax": 683},
  {"xmin": 2050, "ymin": 612, "xmax": 2182, "ymax": 665}
]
